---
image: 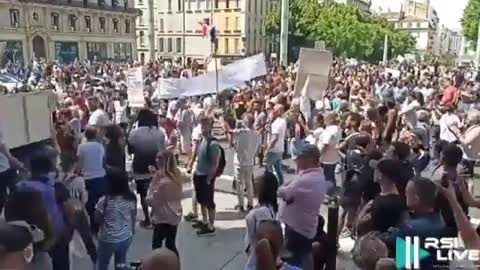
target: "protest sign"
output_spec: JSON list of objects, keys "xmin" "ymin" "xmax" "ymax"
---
[
  {"xmin": 155, "ymin": 53, "xmax": 267, "ymax": 98},
  {"xmin": 293, "ymin": 48, "xmax": 333, "ymax": 100},
  {"xmin": 384, "ymin": 68, "xmax": 401, "ymax": 78},
  {"xmin": 126, "ymin": 67, "xmax": 145, "ymax": 107}
]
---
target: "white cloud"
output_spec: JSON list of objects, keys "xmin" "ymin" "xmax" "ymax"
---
[{"xmin": 371, "ymin": 0, "xmax": 468, "ymax": 30}]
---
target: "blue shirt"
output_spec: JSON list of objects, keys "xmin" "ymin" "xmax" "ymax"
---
[{"xmin": 16, "ymin": 176, "xmax": 66, "ymax": 233}]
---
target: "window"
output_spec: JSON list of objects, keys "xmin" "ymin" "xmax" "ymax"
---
[
  {"xmin": 9, "ymin": 9, "xmax": 19, "ymax": 28},
  {"xmin": 254, "ymin": 0, "xmax": 257, "ymax": 13},
  {"xmin": 187, "ymin": 0, "xmax": 192, "ymax": 10},
  {"xmin": 51, "ymin": 12, "xmax": 59, "ymax": 30},
  {"xmin": 84, "ymin": 16, "xmax": 91, "ymax": 31},
  {"xmin": 68, "ymin": 15, "xmax": 77, "ymax": 30},
  {"xmin": 225, "ymin": 17, "xmax": 229, "ymax": 30},
  {"xmin": 176, "ymin": 37, "xmax": 181, "ymax": 53},
  {"xmin": 124, "ymin": 0, "xmax": 128, "ymax": 9},
  {"xmin": 407, "ymin": 22, "xmax": 412, "ymax": 28},
  {"xmin": 167, "ymin": 38, "xmax": 173, "ymax": 52},
  {"xmin": 226, "ymin": 0, "xmax": 229, "ymax": 8},
  {"xmin": 168, "ymin": 0, "xmax": 172, "ymax": 11},
  {"xmin": 139, "ymin": 14, "xmax": 144, "ymax": 25},
  {"xmin": 99, "ymin": 17, "xmax": 106, "ymax": 32},
  {"xmin": 260, "ymin": 0, "xmax": 263, "ymax": 14},
  {"xmin": 125, "ymin": 19, "xmax": 131, "ymax": 33},
  {"xmin": 196, "ymin": 0, "xmax": 201, "ymax": 10},
  {"xmin": 159, "ymin": 38, "xmax": 164, "ymax": 52},
  {"xmin": 32, "ymin": 12, "xmax": 39, "ymax": 22},
  {"xmin": 139, "ymin": 31, "xmax": 145, "ymax": 46},
  {"xmin": 113, "ymin": 18, "xmax": 119, "ymax": 32},
  {"xmin": 214, "ymin": 0, "xmax": 219, "ymax": 9},
  {"xmin": 98, "ymin": 0, "xmax": 105, "ymax": 7},
  {"xmin": 159, "ymin": 18, "xmax": 164, "ymax": 32},
  {"xmin": 138, "ymin": 0, "xmax": 142, "ymax": 5},
  {"xmin": 112, "ymin": 0, "xmax": 119, "ymax": 8},
  {"xmin": 178, "ymin": 0, "xmax": 182, "ymax": 11},
  {"xmin": 206, "ymin": 0, "xmax": 210, "ymax": 9},
  {"xmin": 234, "ymin": 38, "xmax": 239, "ymax": 53},
  {"xmin": 235, "ymin": 17, "xmax": 239, "ymax": 30},
  {"xmin": 236, "ymin": 0, "xmax": 239, "ymax": 8},
  {"xmin": 225, "ymin": 38, "xmax": 229, "ymax": 54}
]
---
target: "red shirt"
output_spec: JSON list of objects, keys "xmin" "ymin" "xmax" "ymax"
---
[{"xmin": 441, "ymin": 86, "xmax": 459, "ymax": 105}]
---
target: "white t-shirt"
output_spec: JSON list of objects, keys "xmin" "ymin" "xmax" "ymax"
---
[
  {"xmin": 113, "ymin": 101, "xmax": 128, "ymax": 124},
  {"xmin": 439, "ymin": 113, "xmax": 461, "ymax": 143},
  {"xmin": 88, "ymin": 109, "xmax": 110, "ymax": 127},
  {"xmin": 318, "ymin": 125, "xmax": 342, "ymax": 164},
  {"xmin": 77, "ymin": 141, "xmax": 106, "ymax": 179},
  {"xmin": 268, "ymin": 117, "xmax": 287, "ymax": 154}
]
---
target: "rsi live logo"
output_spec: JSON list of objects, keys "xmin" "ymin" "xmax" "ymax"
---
[{"xmin": 395, "ymin": 237, "xmax": 480, "ymax": 269}]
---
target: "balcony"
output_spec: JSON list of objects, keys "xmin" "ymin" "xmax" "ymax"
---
[{"xmin": 17, "ymin": 0, "xmax": 139, "ymax": 14}]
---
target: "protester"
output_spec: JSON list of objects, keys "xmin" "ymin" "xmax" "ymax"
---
[
  {"xmin": 318, "ymin": 111, "xmax": 342, "ymax": 195},
  {"xmin": 128, "ymin": 109, "xmax": 167, "ymax": 228},
  {"xmin": 77, "ymin": 127, "xmax": 107, "ymax": 233},
  {"xmin": 105, "ymin": 124, "xmax": 126, "ymax": 170},
  {"xmin": 278, "ymin": 144, "xmax": 326, "ymax": 268},
  {"xmin": 265, "ymin": 104, "xmax": 287, "ymax": 185},
  {"xmin": 231, "ymin": 113, "xmax": 261, "ymax": 211},
  {"xmin": 192, "ymin": 117, "xmax": 220, "ymax": 236},
  {"xmin": 147, "ymin": 150, "xmax": 183, "ymax": 255},
  {"xmin": 244, "ymin": 171, "xmax": 279, "ymax": 269},
  {"xmin": 0, "ymin": 221, "xmax": 45, "ymax": 270},
  {"xmin": 95, "ymin": 168, "xmax": 137, "ymax": 270}
]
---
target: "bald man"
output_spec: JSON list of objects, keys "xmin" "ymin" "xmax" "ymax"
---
[
  {"xmin": 265, "ymin": 103, "xmax": 287, "ymax": 185},
  {"xmin": 141, "ymin": 249, "xmax": 180, "ymax": 270}
]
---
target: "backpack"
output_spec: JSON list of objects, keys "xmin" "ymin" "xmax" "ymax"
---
[{"xmin": 206, "ymin": 138, "xmax": 226, "ymax": 177}]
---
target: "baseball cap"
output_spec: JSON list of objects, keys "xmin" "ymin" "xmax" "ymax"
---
[
  {"xmin": 294, "ymin": 144, "xmax": 321, "ymax": 162},
  {"xmin": 0, "ymin": 221, "xmax": 44, "ymax": 253}
]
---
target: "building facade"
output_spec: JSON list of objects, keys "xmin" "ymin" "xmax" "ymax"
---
[
  {"xmin": 382, "ymin": 0, "xmax": 439, "ymax": 54},
  {"xmin": 0, "ymin": 0, "xmax": 137, "ymax": 65},
  {"xmin": 319, "ymin": 0, "xmax": 371, "ymax": 13},
  {"xmin": 137, "ymin": 0, "xmax": 275, "ymax": 63}
]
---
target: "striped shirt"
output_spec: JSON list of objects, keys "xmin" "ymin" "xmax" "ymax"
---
[{"xmin": 96, "ymin": 195, "xmax": 137, "ymax": 243}]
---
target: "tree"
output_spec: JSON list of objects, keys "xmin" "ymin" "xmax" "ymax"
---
[
  {"xmin": 265, "ymin": 1, "xmax": 416, "ymax": 62},
  {"xmin": 462, "ymin": 0, "xmax": 480, "ymax": 48}
]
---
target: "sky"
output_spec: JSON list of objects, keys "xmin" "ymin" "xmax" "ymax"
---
[{"xmin": 371, "ymin": 0, "xmax": 468, "ymax": 30}]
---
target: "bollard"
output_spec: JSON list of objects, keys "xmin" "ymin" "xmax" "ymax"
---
[{"xmin": 325, "ymin": 199, "xmax": 339, "ymax": 270}]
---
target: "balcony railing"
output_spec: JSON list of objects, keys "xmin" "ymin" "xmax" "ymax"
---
[{"xmin": 18, "ymin": 0, "xmax": 139, "ymax": 14}]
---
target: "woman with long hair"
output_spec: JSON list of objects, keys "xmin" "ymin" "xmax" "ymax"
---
[
  {"xmin": 105, "ymin": 124, "xmax": 126, "ymax": 171},
  {"xmin": 128, "ymin": 109, "xmax": 167, "ymax": 228},
  {"xmin": 244, "ymin": 170, "xmax": 279, "ymax": 269},
  {"xmin": 146, "ymin": 150, "xmax": 184, "ymax": 255},
  {"xmin": 95, "ymin": 168, "xmax": 137, "ymax": 270}
]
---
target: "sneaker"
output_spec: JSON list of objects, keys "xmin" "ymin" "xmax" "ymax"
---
[
  {"xmin": 196, "ymin": 225, "xmax": 216, "ymax": 236},
  {"xmin": 192, "ymin": 221, "xmax": 205, "ymax": 229},
  {"xmin": 184, "ymin": 213, "xmax": 198, "ymax": 222}
]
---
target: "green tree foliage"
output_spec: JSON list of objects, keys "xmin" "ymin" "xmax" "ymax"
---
[
  {"xmin": 461, "ymin": 0, "xmax": 480, "ymax": 48},
  {"xmin": 264, "ymin": 0, "xmax": 416, "ymax": 61}
]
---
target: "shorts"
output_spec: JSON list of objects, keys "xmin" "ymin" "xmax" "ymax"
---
[
  {"xmin": 135, "ymin": 178, "xmax": 151, "ymax": 197},
  {"xmin": 193, "ymin": 174, "xmax": 216, "ymax": 209},
  {"xmin": 285, "ymin": 225, "xmax": 314, "ymax": 268}
]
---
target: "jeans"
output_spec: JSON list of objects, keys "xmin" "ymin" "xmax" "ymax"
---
[
  {"xmin": 285, "ymin": 225, "xmax": 313, "ymax": 268},
  {"xmin": 0, "ymin": 168, "xmax": 17, "ymax": 215},
  {"xmin": 96, "ymin": 237, "xmax": 133, "ymax": 270},
  {"xmin": 85, "ymin": 177, "xmax": 107, "ymax": 234},
  {"xmin": 152, "ymin": 223, "xmax": 178, "ymax": 255},
  {"xmin": 322, "ymin": 163, "xmax": 336, "ymax": 195},
  {"xmin": 266, "ymin": 152, "xmax": 284, "ymax": 185}
]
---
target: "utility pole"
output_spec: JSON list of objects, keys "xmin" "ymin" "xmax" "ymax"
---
[
  {"xmin": 383, "ymin": 34, "xmax": 388, "ymax": 65},
  {"xmin": 182, "ymin": 0, "xmax": 186, "ymax": 66},
  {"xmin": 147, "ymin": 0, "xmax": 155, "ymax": 62},
  {"xmin": 279, "ymin": 0, "xmax": 289, "ymax": 66},
  {"xmin": 475, "ymin": 16, "xmax": 480, "ymax": 67}
]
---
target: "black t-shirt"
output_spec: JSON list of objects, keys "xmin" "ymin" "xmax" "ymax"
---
[
  {"xmin": 371, "ymin": 194, "xmax": 406, "ymax": 232},
  {"xmin": 396, "ymin": 161, "xmax": 415, "ymax": 196}
]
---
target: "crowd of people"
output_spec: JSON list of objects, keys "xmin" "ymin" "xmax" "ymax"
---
[{"xmin": 2, "ymin": 56, "xmax": 480, "ymax": 270}]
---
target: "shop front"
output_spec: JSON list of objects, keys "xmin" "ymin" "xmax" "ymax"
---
[
  {"xmin": 54, "ymin": 42, "xmax": 79, "ymax": 64},
  {"xmin": 113, "ymin": 43, "xmax": 133, "ymax": 61},
  {"xmin": 1, "ymin": 40, "xmax": 24, "ymax": 66},
  {"xmin": 86, "ymin": 42, "xmax": 108, "ymax": 61}
]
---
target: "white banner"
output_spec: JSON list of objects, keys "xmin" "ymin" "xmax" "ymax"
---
[
  {"xmin": 293, "ymin": 48, "xmax": 333, "ymax": 99},
  {"xmin": 155, "ymin": 53, "xmax": 267, "ymax": 98},
  {"xmin": 126, "ymin": 67, "xmax": 145, "ymax": 107}
]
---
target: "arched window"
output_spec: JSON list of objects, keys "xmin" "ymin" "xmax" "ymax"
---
[
  {"xmin": 139, "ymin": 31, "xmax": 145, "ymax": 46},
  {"xmin": 113, "ymin": 18, "xmax": 119, "ymax": 33}
]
